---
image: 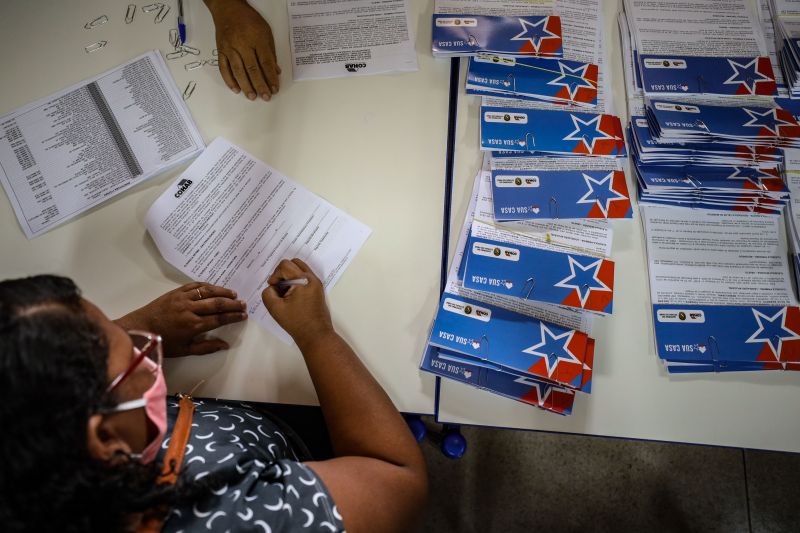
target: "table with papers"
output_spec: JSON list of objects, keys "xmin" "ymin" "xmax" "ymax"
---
[
  {"xmin": 0, "ymin": 0, "xmax": 450, "ymax": 415},
  {"xmin": 435, "ymin": 0, "xmax": 800, "ymax": 453}
]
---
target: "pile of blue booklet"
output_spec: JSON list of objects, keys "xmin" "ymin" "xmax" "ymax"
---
[{"xmin": 432, "ymin": 14, "xmax": 563, "ymax": 58}]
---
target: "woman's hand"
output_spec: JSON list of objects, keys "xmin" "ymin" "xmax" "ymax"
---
[
  {"xmin": 261, "ymin": 259, "xmax": 334, "ymax": 350},
  {"xmin": 114, "ymin": 282, "xmax": 247, "ymax": 357},
  {"xmin": 205, "ymin": 0, "xmax": 281, "ymax": 101}
]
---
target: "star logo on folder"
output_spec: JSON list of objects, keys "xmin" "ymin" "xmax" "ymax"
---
[
  {"xmin": 576, "ymin": 172, "xmax": 628, "ymax": 217},
  {"xmin": 726, "ymin": 167, "xmax": 773, "ymax": 189},
  {"xmin": 745, "ymin": 308, "xmax": 800, "ymax": 358},
  {"xmin": 723, "ymin": 58, "xmax": 773, "ymax": 95},
  {"xmin": 563, "ymin": 114, "xmax": 614, "ymax": 152},
  {"xmin": 511, "ymin": 17, "xmax": 558, "ymax": 53},
  {"xmin": 522, "ymin": 323, "xmax": 581, "ymax": 377},
  {"xmin": 547, "ymin": 62, "xmax": 596, "ymax": 101},
  {"xmin": 554, "ymin": 256, "xmax": 611, "ymax": 307},
  {"xmin": 742, "ymin": 108, "xmax": 793, "ymax": 135}
]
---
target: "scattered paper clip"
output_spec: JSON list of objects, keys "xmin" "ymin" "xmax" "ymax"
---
[
  {"xmin": 169, "ymin": 28, "xmax": 179, "ymax": 48},
  {"xmin": 84, "ymin": 40, "xmax": 108, "ymax": 53},
  {"xmin": 185, "ymin": 61, "xmax": 203, "ymax": 71},
  {"xmin": 125, "ymin": 4, "xmax": 136, "ymax": 24},
  {"xmin": 183, "ymin": 81, "xmax": 196, "ymax": 100},
  {"xmin": 166, "ymin": 50, "xmax": 187, "ymax": 60},
  {"xmin": 180, "ymin": 44, "xmax": 200, "ymax": 55},
  {"xmin": 84, "ymin": 15, "xmax": 108, "ymax": 29},
  {"xmin": 142, "ymin": 3, "xmax": 162, "ymax": 13},
  {"xmin": 155, "ymin": 4, "xmax": 170, "ymax": 23},
  {"xmin": 204, "ymin": 58, "xmax": 219, "ymax": 67},
  {"xmin": 212, "ymin": 48, "xmax": 218, "ymax": 56}
]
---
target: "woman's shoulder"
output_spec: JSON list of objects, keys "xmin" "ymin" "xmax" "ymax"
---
[{"xmin": 161, "ymin": 398, "xmax": 345, "ymax": 532}]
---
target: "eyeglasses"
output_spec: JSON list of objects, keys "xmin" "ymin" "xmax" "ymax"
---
[{"xmin": 106, "ymin": 330, "xmax": 163, "ymax": 393}]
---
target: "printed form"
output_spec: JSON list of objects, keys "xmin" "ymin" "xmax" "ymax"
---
[
  {"xmin": 145, "ymin": 138, "xmax": 371, "ymax": 342},
  {"xmin": 0, "ymin": 51, "xmax": 203, "ymax": 238},
  {"xmin": 641, "ymin": 205, "xmax": 796, "ymax": 306},
  {"xmin": 288, "ymin": 0, "xmax": 418, "ymax": 80}
]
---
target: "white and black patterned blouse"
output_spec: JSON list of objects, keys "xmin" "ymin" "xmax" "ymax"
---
[{"xmin": 160, "ymin": 397, "xmax": 345, "ymax": 533}]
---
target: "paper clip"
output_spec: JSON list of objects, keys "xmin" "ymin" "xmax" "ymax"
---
[
  {"xmin": 166, "ymin": 50, "xmax": 188, "ymax": 60},
  {"xmin": 467, "ymin": 35, "xmax": 479, "ymax": 47},
  {"xmin": 706, "ymin": 336, "xmax": 720, "ymax": 360},
  {"xmin": 84, "ymin": 41, "xmax": 108, "ymax": 53},
  {"xmin": 84, "ymin": 15, "xmax": 108, "ymax": 29},
  {"xmin": 169, "ymin": 29, "xmax": 179, "ymax": 48},
  {"xmin": 125, "ymin": 4, "xmax": 136, "ymax": 23},
  {"xmin": 212, "ymin": 48, "xmax": 218, "ymax": 56},
  {"xmin": 155, "ymin": 4, "xmax": 171, "ymax": 23},
  {"xmin": 183, "ymin": 81, "xmax": 196, "ymax": 100},
  {"xmin": 181, "ymin": 44, "xmax": 201, "ymax": 55},
  {"xmin": 185, "ymin": 61, "xmax": 203, "ymax": 71},
  {"xmin": 521, "ymin": 277, "xmax": 535, "ymax": 300},
  {"xmin": 142, "ymin": 3, "xmax": 162, "ymax": 13},
  {"xmin": 548, "ymin": 197, "xmax": 559, "ymax": 219},
  {"xmin": 204, "ymin": 58, "xmax": 219, "ymax": 67}
]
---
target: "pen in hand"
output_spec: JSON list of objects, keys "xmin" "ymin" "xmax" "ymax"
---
[{"xmin": 271, "ymin": 278, "xmax": 309, "ymax": 296}]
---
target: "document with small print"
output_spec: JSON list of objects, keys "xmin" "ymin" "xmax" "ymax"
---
[{"xmin": 145, "ymin": 138, "xmax": 372, "ymax": 343}]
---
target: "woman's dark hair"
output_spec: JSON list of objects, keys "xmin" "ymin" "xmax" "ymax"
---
[{"xmin": 0, "ymin": 275, "xmax": 183, "ymax": 532}]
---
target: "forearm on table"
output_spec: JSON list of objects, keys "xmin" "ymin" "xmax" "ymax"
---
[{"xmin": 297, "ymin": 331, "xmax": 424, "ymax": 470}]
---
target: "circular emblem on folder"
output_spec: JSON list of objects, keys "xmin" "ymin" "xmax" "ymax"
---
[
  {"xmin": 493, "ymin": 247, "xmax": 501, "ymax": 256},
  {"xmin": 515, "ymin": 177, "xmax": 522, "ymax": 185},
  {"xmin": 504, "ymin": 114, "xmax": 511, "ymax": 122},
  {"xmin": 464, "ymin": 305, "xmax": 473, "ymax": 315},
  {"xmin": 679, "ymin": 312, "xmax": 686, "ymax": 321}
]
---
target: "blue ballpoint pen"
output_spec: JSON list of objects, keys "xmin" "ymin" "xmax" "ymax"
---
[{"xmin": 178, "ymin": 0, "xmax": 187, "ymax": 45}]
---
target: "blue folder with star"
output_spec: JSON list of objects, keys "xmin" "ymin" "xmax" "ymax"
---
[
  {"xmin": 419, "ymin": 345, "xmax": 580, "ymax": 415},
  {"xmin": 432, "ymin": 14, "xmax": 563, "ymax": 58},
  {"xmin": 652, "ymin": 304, "xmax": 800, "ymax": 371},
  {"xmin": 466, "ymin": 54, "xmax": 598, "ymax": 107},
  {"xmin": 480, "ymin": 106, "xmax": 626, "ymax": 157},
  {"xmin": 637, "ymin": 55, "xmax": 777, "ymax": 97},
  {"xmin": 426, "ymin": 292, "xmax": 594, "ymax": 390},
  {"xmin": 461, "ymin": 234, "xmax": 615, "ymax": 314},
  {"xmin": 491, "ymin": 169, "xmax": 632, "ymax": 220}
]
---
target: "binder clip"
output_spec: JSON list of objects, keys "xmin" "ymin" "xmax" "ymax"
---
[
  {"xmin": 521, "ymin": 277, "xmax": 536, "ymax": 300},
  {"xmin": 548, "ymin": 197, "xmax": 560, "ymax": 219},
  {"xmin": 84, "ymin": 15, "xmax": 108, "ymax": 30},
  {"xmin": 125, "ymin": 4, "xmax": 136, "ymax": 24}
]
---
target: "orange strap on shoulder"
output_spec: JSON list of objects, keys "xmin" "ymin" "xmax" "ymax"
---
[{"xmin": 137, "ymin": 394, "xmax": 196, "ymax": 533}]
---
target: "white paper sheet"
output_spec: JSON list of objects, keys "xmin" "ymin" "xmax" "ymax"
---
[
  {"xmin": 641, "ymin": 205, "xmax": 796, "ymax": 306},
  {"xmin": 0, "ymin": 51, "xmax": 204, "ymax": 238},
  {"xmin": 288, "ymin": 0, "xmax": 418, "ymax": 80},
  {"xmin": 145, "ymin": 138, "xmax": 372, "ymax": 343}
]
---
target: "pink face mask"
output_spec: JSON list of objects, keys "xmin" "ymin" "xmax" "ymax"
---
[{"xmin": 108, "ymin": 356, "xmax": 168, "ymax": 464}]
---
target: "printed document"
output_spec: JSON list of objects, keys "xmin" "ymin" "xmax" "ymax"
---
[
  {"xmin": 0, "ymin": 51, "xmax": 203, "ymax": 238},
  {"xmin": 145, "ymin": 138, "xmax": 372, "ymax": 342},
  {"xmin": 641, "ymin": 206, "xmax": 795, "ymax": 306},
  {"xmin": 288, "ymin": 0, "xmax": 418, "ymax": 80}
]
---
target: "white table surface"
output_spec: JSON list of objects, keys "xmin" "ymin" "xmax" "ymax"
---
[
  {"xmin": 435, "ymin": 0, "xmax": 800, "ymax": 453},
  {"xmin": 0, "ymin": 0, "xmax": 450, "ymax": 414}
]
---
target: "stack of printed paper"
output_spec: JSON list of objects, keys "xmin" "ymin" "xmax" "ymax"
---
[
  {"xmin": 641, "ymin": 205, "xmax": 800, "ymax": 373},
  {"xmin": 432, "ymin": 14, "xmax": 563, "ymax": 58},
  {"xmin": 768, "ymin": 0, "xmax": 800, "ymax": 98},
  {"xmin": 623, "ymin": 0, "xmax": 777, "ymax": 98}
]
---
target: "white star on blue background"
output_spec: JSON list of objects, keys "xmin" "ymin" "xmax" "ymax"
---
[
  {"xmin": 576, "ymin": 172, "xmax": 627, "ymax": 216},
  {"xmin": 745, "ymin": 308, "xmax": 800, "ymax": 358},
  {"xmin": 522, "ymin": 323, "xmax": 580, "ymax": 377},
  {"xmin": 726, "ymin": 167, "xmax": 773, "ymax": 189},
  {"xmin": 723, "ymin": 58, "xmax": 772, "ymax": 94},
  {"xmin": 510, "ymin": 17, "xmax": 558, "ymax": 52},
  {"xmin": 547, "ymin": 62, "xmax": 595, "ymax": 100},
  {"xmin": 742, "ymin": 108, "xmax": 791, "ymax": 135},
  {"xmin": 563, "ymin": 114, "xmax": 614, "ymax": 152},
  {"xmin": 554, "ymin": 256, "xmax": 611, "ymax": 307}
]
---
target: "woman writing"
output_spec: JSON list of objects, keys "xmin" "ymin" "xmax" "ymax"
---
[{"xmin": 0, "ymin": 259, "xmax": 427, "ymax": 532}]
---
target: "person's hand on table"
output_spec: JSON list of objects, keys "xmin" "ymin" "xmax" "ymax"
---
[
  {"xmin": 204, "ymin": 0, "xmax": 281, "ymax": 101},
  {"xmin": 261, "ymin": 259, "xmax": 334, "ymax": 349},
  {"xmin": 114, "ymin": 282, "xmax": 248, "ymax": 357}
]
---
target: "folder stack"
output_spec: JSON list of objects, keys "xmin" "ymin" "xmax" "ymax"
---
[
  {"xmin": 768, "ymin": 0, "xmax": 800, "ymax": 98},
  {"xmin": 432, "ymin": 14, "xmax": 563, "ymax": 58}
]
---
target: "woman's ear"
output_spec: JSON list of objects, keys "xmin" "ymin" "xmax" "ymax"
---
[{"xmin": 86, "ymin": 414, "xmax": 133, "ymax": 464}]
